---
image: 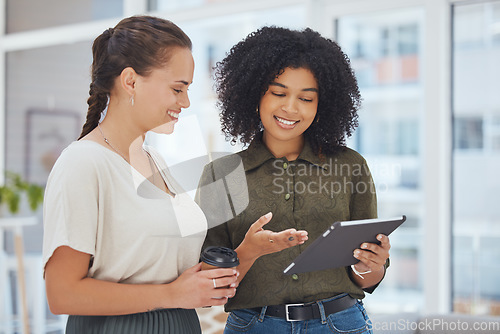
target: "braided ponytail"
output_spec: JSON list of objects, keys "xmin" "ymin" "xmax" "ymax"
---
[
  {"xmin": 77, "ymin": 17, "xmax": 192, "ymax": 139},
  {"xmin": 78, "ymin": 84, "xmax": 108, "ymax": 139},
  {"xmin": 78, "ymin": 28, "xmax": 114, "ymax": 139}
]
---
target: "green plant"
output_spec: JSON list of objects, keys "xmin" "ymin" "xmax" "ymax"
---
[{"xmin": 0, "ymin": 171, "xmax": 44, "ymax": 214}]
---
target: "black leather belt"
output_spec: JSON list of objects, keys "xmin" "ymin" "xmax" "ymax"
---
[{"xmin": 250, "ymin": 295, "xmax": 356, "ymax": 322}]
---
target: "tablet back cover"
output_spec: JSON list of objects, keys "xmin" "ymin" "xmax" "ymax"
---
[{"xmin": 283, "ymin": 216, "xmax": 406, "ymax": 275}]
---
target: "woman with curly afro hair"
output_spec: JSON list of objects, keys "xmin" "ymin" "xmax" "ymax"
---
[{"xmin": 197, "ymin": 26, "xmax": 391, "ymax": 334}]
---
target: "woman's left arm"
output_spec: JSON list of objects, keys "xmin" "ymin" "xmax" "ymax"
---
[{"xmin": 349, "ymin": 234, "xmax": 391, "ymax": 289}]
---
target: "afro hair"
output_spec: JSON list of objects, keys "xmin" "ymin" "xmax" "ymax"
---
[{"xmin": 214, "ymin": 26, "xmax": 362, "ymax": 155}]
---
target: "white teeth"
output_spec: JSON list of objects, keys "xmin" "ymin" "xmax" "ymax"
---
[
  {"xmin": 275, "ymin": 116, "xmax": 296, "ymax": 126},
  {"xmin": 168, "ymin": 111, "xmax": 179, "ymax": 119}
]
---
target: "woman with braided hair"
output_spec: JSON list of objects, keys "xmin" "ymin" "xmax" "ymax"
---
[{"xmin": 42, "ymin": 15, "xmax": 239, "ymax": 333}]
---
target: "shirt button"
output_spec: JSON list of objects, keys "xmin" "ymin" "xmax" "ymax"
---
[
  {"xmin": 283, "ymin": 162, "xmax": 288, "ymax": 169},
  {"xmin": 292, "ymin": 274, "xmax": 299, "ymax": 281},
  {"xmin": 285, "ymin": 193, "xmax": 291, "ymax": 201}
]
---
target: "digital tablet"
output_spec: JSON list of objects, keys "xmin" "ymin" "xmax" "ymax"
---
[{"xmin": 283, "ymin": 215, "xmax": 406, "ymax": 275}]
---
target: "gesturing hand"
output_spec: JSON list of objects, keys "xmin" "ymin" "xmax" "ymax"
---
[{"xmin": 240, "ymin": 212, "xmax": 308, "ymax": 259}]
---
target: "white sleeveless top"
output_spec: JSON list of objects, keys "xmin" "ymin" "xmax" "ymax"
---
[{"xmin": 42, "ymin": 140, "xmax": 207, "ymax": 284}]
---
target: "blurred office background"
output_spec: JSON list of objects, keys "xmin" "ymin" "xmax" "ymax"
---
[{"xmin": 0, "ymin": 0, "xmax": 499, "ymax": 333}]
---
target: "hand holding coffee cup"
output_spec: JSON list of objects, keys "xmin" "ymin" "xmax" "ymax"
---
[{"xmin": 201, "ymin": 246, "xmax": 239, "ymax": 297}]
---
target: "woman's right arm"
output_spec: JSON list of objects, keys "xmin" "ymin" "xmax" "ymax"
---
[
  {"xmin": 45, "ymin": 246, "xmax": 238, "ymax": 315},
  {"xmin": 233, "ymin": 213, "xmax": 307, "ymax": 283},
  {"xmin": 197, "ymin": 160, "xmax": 308, "ymax": 284}
]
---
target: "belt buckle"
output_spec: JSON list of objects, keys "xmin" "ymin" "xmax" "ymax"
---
[{"xmin": 285, "ymin": 303, "xmax": 305, "ymax": 322}]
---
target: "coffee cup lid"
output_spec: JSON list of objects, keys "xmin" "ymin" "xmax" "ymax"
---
[{"xmin": 201, "ymin": 246, "xmax": 239, "ymax": 268}]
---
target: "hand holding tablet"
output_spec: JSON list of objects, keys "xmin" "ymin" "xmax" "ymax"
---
[{"xmin": 283, "ymin": 216, "xmax": 406, "ymax": 275}]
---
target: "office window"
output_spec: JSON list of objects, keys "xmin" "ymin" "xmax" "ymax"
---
[
  {"xmin": 337, "ymin": 7, "xmax": 425, "ymax": 314},
  {"xmin": 6, "ymin": 0, "xmax": 123, "ymax": 33},
  {"xmin": 398, "ymin": 24, "xmax": 419, "ymax": 55},
  {"xmin": 452, "ymin": 1, "xmax": 500, "ymax": 316},
  {"xmin": 454, "ymin": 117, "xmax": 483, "ymax": 150}
]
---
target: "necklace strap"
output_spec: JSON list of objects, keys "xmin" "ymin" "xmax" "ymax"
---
[
  {"xmin": 97, "ymin": 124, "xmax": 128, "ymax": 162},
  {"xmin": 98, "ymin": 124, "xmax": 168, "ymax": 193}
]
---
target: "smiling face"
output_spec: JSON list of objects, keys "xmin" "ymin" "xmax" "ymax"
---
[
  {"xmin": 135, "ymin": 47, "xmax": 194, "ymax": 134},
  {"xmin": 259, "ymin": 67, "xmax": 319, "ymax": 157}
]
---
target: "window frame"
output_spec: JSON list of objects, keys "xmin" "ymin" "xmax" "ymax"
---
[{"xmin": 321, "ymin": 0, "xmax": 454, "ymax": 314}]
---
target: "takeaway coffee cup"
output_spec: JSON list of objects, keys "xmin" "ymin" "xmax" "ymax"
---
[
  {"xmin": 200, "ymin": 246, "xmax": 239, "ymax": 303},
  {"xmin": 201, "ymin": 246, "xmax": 239, "ymax": 272}
]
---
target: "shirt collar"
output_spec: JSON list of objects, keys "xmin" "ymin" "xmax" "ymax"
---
[
  {"xmin": 296, "ymin": 138, "xmax": 328, "ymax": 169},
  {"xmin": 240, "ymin": 133, "xmax": 275, "ymax": 172},
  {"xmin": 241, "ymin": 133, "xmax": 327, "ymax": 172}
]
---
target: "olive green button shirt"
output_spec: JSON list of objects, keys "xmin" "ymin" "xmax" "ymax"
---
[{"xmin": 197, "ymin": 134, "xmax": 381, "ymax": 312}]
